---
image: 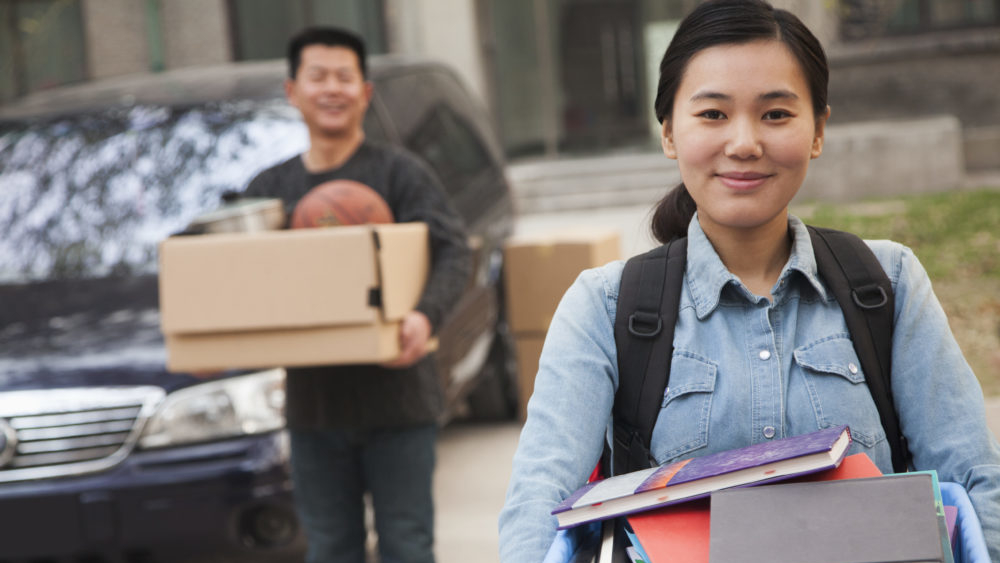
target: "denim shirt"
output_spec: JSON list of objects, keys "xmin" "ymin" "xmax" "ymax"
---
[{"xmin": 498, "ymin": 215, "xmax": 1000, "ymax": 563}]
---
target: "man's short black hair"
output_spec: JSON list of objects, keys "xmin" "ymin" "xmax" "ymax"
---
[{"xmin": 287, "ymin": 27, "xmax": 367, "ymax": 79}]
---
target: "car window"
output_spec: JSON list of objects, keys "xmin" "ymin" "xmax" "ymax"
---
[
  {"xmin": 0, "ymin": 100, "xmax": 307, "ymax": 284},
  {"xmin": 374, "ymin": 71, "xmax": 436, "ymax": 141},
  {"xmin": 404, "ymin": 103, "xmax": 493, "ymax": 199}
]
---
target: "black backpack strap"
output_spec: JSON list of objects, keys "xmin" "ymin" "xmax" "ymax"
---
[
  {"xmin": 610, "ymin": 237, "xmax": 687, "ymax": 476},
  {"xmin": 808, "ymin": 226, "xmax": 909, "ymax": 472}
]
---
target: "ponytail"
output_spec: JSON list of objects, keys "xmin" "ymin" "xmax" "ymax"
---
[{"xmin": 651, "ymin": 183, "xmax": 696, "ymax": 243}]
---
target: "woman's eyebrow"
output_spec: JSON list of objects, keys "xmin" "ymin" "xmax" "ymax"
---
[
  {"xmin": 759, "ymin": 89, "xmax": 799, "ymax": 101},
  {"xmin": 689, "ymin": 89, "xmax": 799, "ymax": 102},
  {"xmin": 689, "ymin": 90, "xmax": 730, "ymax": 102}
]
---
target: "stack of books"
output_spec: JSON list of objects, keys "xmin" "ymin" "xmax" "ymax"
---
[{"xmin": 551, "ymin": 426, "xmax": 962, "ymax": 563}]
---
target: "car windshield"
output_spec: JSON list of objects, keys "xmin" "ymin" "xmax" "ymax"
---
[{"xmin": 0, "ymin": 99, "xmax": 308, "ymax": 285}]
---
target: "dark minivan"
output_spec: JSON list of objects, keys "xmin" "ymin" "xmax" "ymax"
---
[{"xmin": 0, "ymin": 56, "xmax": 516, "ymax": 562}]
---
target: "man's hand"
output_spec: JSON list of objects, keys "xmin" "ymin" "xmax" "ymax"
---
[{"xmin": 382, "ymin": 311, "xmax": 432, "ymax": 368}]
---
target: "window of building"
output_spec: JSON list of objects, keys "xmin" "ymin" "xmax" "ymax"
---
[
  {"xmin": 840, "ymin": 0, "xmax": 1000, "ymax": 39},
  {"xmin": 228, "ymin": 0, "xmax": 386, "ymax": 62},
  {"xmin": 0, "ymin": 0, "xmax": 87, "ymax": 103}
]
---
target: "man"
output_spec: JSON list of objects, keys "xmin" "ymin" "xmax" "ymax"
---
[{"xmin": 243, "ymin": 27, "xmax": 471, "ymax": 563}]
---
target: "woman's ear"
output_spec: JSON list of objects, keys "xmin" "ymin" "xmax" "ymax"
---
[
  {"xmin": 811, "ymin": 105, "xmax": 831, "ymax": 159},
  {"xmin": 661, "ymin": 120, "xmax": 678, "ymax": 159}
]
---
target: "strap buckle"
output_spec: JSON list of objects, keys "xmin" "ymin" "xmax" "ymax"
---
[
  {"xmin": 628, "ymin": 311, "xmax": 662, "ymax": 338},
  {"xmin": 852, "ymin": 284, "xmax": 888, "ymax": 309},
  {"xmin": 612, "ymin": 424, "xmax": 653, "ymax": 474}
]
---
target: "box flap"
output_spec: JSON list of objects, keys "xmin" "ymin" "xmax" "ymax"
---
[
  {"xmin": 374, "ymin": 222, "xmax": 429, "ymax": 321},
  {"xmin": 503, "ymin": 229, "xmax": 622, "ymax": 333},
  {"xmin": 165, "ymin": 323, "xmax": 403, "ymax": 371},
  {"xmin": 159, "ymin": 226, "xmax": 378, "ymax": 334}
]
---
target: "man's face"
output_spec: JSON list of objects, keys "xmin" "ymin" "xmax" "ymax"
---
[{"xmin": 285, "ymin": 45, "xmax": 373, "ymax": 139}]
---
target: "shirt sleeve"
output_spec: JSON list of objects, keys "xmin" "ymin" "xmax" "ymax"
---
[
  {"xmin": 242, "ymin": 166, "xmax": 275, "ymax": 199},
  {"xmin": 386, "ymin": 152, "xmax": 472, "ymax": 331},
  {"xmin": 879, "ymin": 241, "xmax": 1000, "ymax": 561},
  {"xmin": 498, "ymin": 264, "xmax": 622, "ymax": 563}
]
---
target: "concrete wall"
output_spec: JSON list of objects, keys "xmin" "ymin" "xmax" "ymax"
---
[
  {"xmin": 826, "ymin": 31, "xmax": 1000, "ymax": 171},
  {"xmin": 769, "ymin": 0, "xmax": 838, "ymax": 47},
  {"xmin": 81, "ymin": 0, "xmax": 149, "ymax": 78},
  {"xmin": 82, "ymin": 0, "xmax": 231, "ymax": 79},
  {"xmin": 160, "ymin": 0, "xmax": 231, "ymax": 69},
  {"xmin": 964, "ymin": 126, "xmax": 1000, "ymax": 172},
  {"xmin": 800, "ymin": 115, "xmax": 964, "ymax": 202},
  {"xmin": 384, "ymin": 0, "xmax": 487, "ymax": 103}
]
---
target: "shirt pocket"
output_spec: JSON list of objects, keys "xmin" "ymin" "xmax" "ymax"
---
[
  {"xmin": 793, "ymin": 335, "xmax": 887, "ymax": 448},
  {"xmin": 650, "ymin": 351, "xmax": 717, "ymax": 463}
]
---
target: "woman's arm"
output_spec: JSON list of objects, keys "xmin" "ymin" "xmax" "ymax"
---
[
  {"xmin": 498, "ymin": 263, "xmax": 624, "ymax": 562},
  {"xmin": 875, "ymin": 241, "xmax": 1000, "ymax": 561}
]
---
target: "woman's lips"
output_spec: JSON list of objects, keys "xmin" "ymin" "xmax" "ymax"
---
[{"xmin": 717, "ymin": 171, "xmax": 772, "ymax": 191}]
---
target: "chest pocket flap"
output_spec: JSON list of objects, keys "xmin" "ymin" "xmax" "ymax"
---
[
  {"xmin": 661, "ymin": 352, "xmax": 718, "ymax": 406},
  {"xmin": 652, "ymin": 351, "xmax": 717, "ymax": 462},
  {"xmin": 793, "ymin": 335, "xmax": 865, "ymax": 384},
  {"xmin": 793, "ymin": 335, "xmax": 885, "ymax": 448}
]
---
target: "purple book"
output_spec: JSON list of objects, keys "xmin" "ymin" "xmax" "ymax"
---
[{"xmin": 552, "ymin": 425, "xmax": 851, "ymax": 529}]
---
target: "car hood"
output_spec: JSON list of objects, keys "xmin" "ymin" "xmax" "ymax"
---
[{"xmin": 0, "ymin": 275, "xmax": 198, "ymax": 392}]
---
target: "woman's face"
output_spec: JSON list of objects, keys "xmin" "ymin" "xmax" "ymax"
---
[{"xmin": 662, "ymin": 39, "xmax": 828, "ymax": 237}]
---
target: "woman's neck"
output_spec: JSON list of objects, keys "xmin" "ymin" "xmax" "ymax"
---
[
  {"xmin": 699, "ymin": 212, "xmax": 792, "ymax": 300},
  {"xmin": 303, "ymin": 130, "xmax": 365, "ymax": 172}
]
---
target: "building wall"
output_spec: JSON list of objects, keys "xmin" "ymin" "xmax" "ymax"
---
[
  {"xmin": 160, "ymin": 0, "xmax": 231, "ymax": 69},
  {"xmin": 384, "ymin": 0, "xmax": 487, "ymax": 102},
  {"xmin": 81, "ymin": 0, "xmax": 149, "ymax": 79},
  {"xmin": 770, "ymin": 0, "xmax": 838, "ymax": 46}
]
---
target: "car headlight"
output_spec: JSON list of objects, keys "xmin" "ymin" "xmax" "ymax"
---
[{"xmin": 139, "ymin": 368, "xmax": 286, "ymax": 449}]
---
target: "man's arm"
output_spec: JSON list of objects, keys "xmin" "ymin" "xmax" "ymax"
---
[{"xmin": 384, "ymin": 152, "xmax": 473, "ymax": 366}]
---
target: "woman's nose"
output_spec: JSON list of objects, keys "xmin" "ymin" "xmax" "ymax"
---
[{"xmin": 725, "ymin": 119, "xmax": 763, "ymax": 159}]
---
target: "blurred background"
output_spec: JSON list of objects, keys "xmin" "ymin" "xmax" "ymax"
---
[
  {"xmin": 3, "ymin": 0, "xmax": 1000, "ymax": 162},
  {"xmin": 1, "ymin": 1, "xmax": 999, "ymax": 562}
]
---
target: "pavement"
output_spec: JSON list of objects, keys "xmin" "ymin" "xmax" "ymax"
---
[{"xmin": 434, "ymin": 422, "xmax": 522, "ymax": 563}]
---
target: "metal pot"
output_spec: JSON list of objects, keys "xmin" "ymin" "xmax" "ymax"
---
[{"xmin": 186, "ymin": 197, "xmax": 286, "ymax": 234}]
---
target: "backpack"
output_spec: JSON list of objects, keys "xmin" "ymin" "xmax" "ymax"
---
[{"xmin": 609, "ymin": 225, "xmax": 910, "ymax": 478}]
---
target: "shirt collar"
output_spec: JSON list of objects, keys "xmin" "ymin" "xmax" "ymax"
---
[{"xmin": 684, "ymin": 213, "xmax": 828, "ymax": 318}]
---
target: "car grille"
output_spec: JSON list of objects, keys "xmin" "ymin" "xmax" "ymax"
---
[{"xmin": 0, "ymin": 387, "xmax": 164, "ymax": 483}]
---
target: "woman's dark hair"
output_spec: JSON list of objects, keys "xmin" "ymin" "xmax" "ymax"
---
[
  {"xmin": 287, "ymin": 27, "xmax": 368, "ymax": 80},
  {"xmin": 650, "ymin": 0, "xmax": 829, "ymax": 243}
]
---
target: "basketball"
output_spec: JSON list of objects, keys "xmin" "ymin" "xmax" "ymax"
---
[{"xmin": 290, "ymin": 180, "xmax": 394, "ymax": 228}]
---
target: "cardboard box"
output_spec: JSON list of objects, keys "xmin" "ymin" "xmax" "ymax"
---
[
  {"xmin": 514, "ymin": 334, "xmax": 545, "ymax": 421},
  {"xmin": 159, "ymin": 223, "xmax": 428, "ymax": 371},
  {"xmin": 503, "ymin": 229, "xmax": 621, "ymax": 334}
]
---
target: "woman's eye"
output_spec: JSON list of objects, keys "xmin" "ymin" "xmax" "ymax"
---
[
  {"xmin": 763, "ymin": 110, "xmax": 792, "ymax": 120},
  {"xmin": 699, "ymin": 110, "xmax": 725, "ymax": 120}
]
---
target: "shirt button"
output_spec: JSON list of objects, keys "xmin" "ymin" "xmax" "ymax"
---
[
  {"xmin": 848, "ymin": 362, "xmax": 859, "ymax": 375},
  {"xmin": 759, "ymin": 350, "xmax": 771, "ymax": 361},
  {"xmin": 763, "ymin": 426, "xmax": 776, "ymax": 439}
]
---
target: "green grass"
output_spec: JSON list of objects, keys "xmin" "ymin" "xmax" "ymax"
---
[
  {"xmin": 799, "ymin": 189, "xmax": 1000, "ymax": 281},
  {"xmin": 794, "ymin": 188, "xmax": 1000, "ymax": 394}
]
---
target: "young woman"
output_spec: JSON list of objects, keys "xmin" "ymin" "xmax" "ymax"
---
[{"xmin": 498, "ymin": 1, "xmax": 1000, "ymax": 561}]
